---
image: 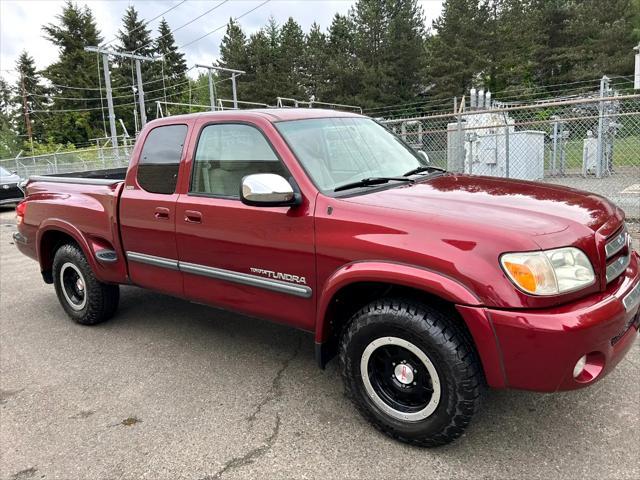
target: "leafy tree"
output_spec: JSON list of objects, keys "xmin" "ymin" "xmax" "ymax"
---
[{"xmin": 42, "ymin": 1, "xmax": 104, "ymax": 145}]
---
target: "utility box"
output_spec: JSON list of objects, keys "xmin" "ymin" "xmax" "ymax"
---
[
  {"xmin": 447, "ymin": 116, "xmax": 545, "ymax": 181},
  {"xmin": 583, "ymin": 135, "xmax": 598, "ymax": 174}
]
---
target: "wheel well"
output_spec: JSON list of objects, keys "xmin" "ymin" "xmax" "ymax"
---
[
  {"xmin": 319, "ymin": 281, "xmax": 477, "ymax": 367},
  {"xmin": 39, "ymin": 230, "xmax": 79, "ymax": 283}
]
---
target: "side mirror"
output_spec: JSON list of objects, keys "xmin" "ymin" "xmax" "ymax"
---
[
  {"xmin": 240, "ymin": 173, "xmax": 299, "ymax": 207},
  {"xmin": 417, "ymin": 150, "xmax": 430, "ymax": 163}
]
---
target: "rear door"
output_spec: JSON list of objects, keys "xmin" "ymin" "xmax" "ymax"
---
[
  {"xmin": 120, "ymin": 123, "xmax": 189, "ymax": 296},
  {"xmin": 175, "ymin": 119, "xmax": 316, "ymax": 330}
]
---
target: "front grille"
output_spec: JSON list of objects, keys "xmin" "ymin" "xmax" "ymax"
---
[
  {"xmin": 606, "ymin": 253, "xmax": 631, "ymax": 282},
  {"xmin": 604, "ymin": 225, "xmax": 630, "ymax": 284},
  {"xmin": 605, "ymin": 229, "xmax": 627, "ymax": 257}
]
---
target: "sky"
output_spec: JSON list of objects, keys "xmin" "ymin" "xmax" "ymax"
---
[{"xmin": 0, "ymin": 0, "xmax": 444, "ymax": 85}]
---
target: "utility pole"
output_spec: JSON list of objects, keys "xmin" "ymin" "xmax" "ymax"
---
[
  {"xmin": 85, "ymin": 46, "xmax": 162, "ymax": 146},
  {"xmin": 196, "ymin": 64, "xmax": 246, "ymax": 111},
  {"xmin": 20, "ymin": 73, "xmax": 33, "ymax": 154}
]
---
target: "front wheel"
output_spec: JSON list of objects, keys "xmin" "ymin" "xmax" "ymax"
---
[
  {"xmin": 340, "ymin": 298, "xmax": 484, "ymax": 447},
  {"xmin": 52, "ymin": 243, "xmax": 119, "ymax": 325}
]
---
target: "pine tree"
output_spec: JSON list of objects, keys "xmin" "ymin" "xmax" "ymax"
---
[
  {"xmin": 13, "ymin": 51, "xmax": 48, "ymax": 144},
  {"xmin": 278, "ymin": 18, "xmax": 306, "ymax": 99},
  {"xmin": 217, "ymin": 18, "xmax": 250, "ymax": 103},
  {"xmin": 351, "ymin": 0, "xmax": 391, "ymax": 107},
  {"xmin": 384, "ymin": 0, "xmax": 427, "ymax": 104},
  {"xmin": 325, "ymin": 14, "xmax": 359, "ymax": 105},
  {"xmin": 156, "ymin": 18, "xmax": 188, "ymax": 102},
  {"xmin": 42, "ymin": 1, "xmax": 103, "ymax": 145},
  {"xmin": 303, "ymin": 22, "xmax": 329, "ymax": 101},
  {"xmin": 0, "ymin": 77, "xmax": 20, "ymax": 158},
  {"xmin": 426, "ymin": 0, "xmax": 491, "ymax": 100},
  {"xmin": 114, "ymin": 6, "xmax": 158, "ymax": 133},
  {"xmin": 246, "ymin": 18, "xmax": 281, "ymax": 104}
]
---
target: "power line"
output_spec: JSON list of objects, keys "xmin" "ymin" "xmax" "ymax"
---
[
  {"xmin": 132, "ymin": 0, "xmax": 230, "ymax": 54},
  {"xmin": 179, "ymin": 0, "xmax": 271, "ymax": 50},
  {"xmin": 101, "ymin": 0, "xmax": 189, "ymax": 47}
]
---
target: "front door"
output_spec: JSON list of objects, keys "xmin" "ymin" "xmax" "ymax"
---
[
  {"xmin": 175, "ymin": 120, "xmax": 316, "ymax": 330},
  {"xmin": 120, "ymin": 123, "xmax": 189, "ymax": 296}
]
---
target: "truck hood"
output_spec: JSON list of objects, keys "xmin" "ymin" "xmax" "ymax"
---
[{"xmin": 342, "ymin": 174, "xmax": 620, "ymax": 239}]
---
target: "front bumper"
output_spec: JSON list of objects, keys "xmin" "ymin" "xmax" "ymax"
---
[{"xmin": 462, "ymin": 251, "xmax": 640, "ymax": 392}]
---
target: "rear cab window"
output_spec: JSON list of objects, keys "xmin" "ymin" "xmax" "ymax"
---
[{"xmin": 137, "ymin": 124, "xmax": 188, "ymax": 194}]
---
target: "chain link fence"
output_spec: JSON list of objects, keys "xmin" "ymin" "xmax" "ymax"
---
[
  {"xmin": 382, "ymin": 93, "xmax": 640, "ymax": 219},
  {"xmin": 1, "ymin": 91, "xmax": 638, "ymax": 219},
  {"xmin": 0, "ymin": 145, "xmax": 132, "ymax": 179}
]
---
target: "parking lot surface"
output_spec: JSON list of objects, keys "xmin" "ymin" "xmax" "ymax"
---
[{"xmin": 1, "ymin": 207, "xmax": 639, "ymax": 480}]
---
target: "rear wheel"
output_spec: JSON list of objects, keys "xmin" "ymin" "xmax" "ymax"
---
[
  {"xmin": 340, "ymin": 298, "xmax": 483, "ymax": 447},
  {"xmin": 52, "ymin": 243, "xmax": 119, "ymax": 325}
]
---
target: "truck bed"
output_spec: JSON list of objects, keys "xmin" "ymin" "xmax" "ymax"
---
[{"xmin": 29, "ymin": 167, "xmax": 127, "ymax": 185}]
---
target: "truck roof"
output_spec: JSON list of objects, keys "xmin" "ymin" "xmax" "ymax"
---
[{"xmin": 149, "ymin": 108, "xmax": 364, "ymax": 125}]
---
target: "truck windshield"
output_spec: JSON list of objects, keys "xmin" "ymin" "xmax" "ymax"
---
[{"xmin": 276, "ymin": 117, "xmax": 427, "ymax": 193}]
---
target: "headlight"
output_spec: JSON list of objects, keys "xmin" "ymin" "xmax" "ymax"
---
[{"xmin": 500, "ymin": 247, "xmax": 595, "ymax": 295}]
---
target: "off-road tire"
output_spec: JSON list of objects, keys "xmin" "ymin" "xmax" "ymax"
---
[
  {"xmin": 52, "ymin": 243, "xmax": 119, "ymax": 325},
  {"xmin": 339, "ymin": 297, "xmax": 483, "ymax": 447}
]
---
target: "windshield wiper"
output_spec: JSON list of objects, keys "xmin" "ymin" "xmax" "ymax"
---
[
  {"xmin": 334, "ymin": 177, "xmax": 414, "ymax": 192},
  {"xmin": 402, "ymin": 165, "xmax": 446, "ymax": 177}
]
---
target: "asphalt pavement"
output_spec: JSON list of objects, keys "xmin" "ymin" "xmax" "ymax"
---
[{"xmin": 1, "ymin": 207, "xmax": 639, "ymax": 480}]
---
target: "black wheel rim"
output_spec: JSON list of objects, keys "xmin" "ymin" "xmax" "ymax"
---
[
  {"xmin": 360, "ymin": 337, "xmax": 441, "ymax": 421},
  {"xmin": 60, "ymin": 262, "xmax": 86, "ymax": 311}
]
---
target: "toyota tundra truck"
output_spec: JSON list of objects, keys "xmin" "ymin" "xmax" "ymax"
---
[{"xmin": 13, "ymin": 109, "xmax": 640, "ymax": 447}]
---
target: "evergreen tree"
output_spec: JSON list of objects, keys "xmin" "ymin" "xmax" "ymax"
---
[
  {"xmin": 156, "ymin": 18, "xmax": 188, "ymax": 102},
  {"xmin": 114, "ymin": 6, "xmax": 158, "ymax": 133},
  {"xmin": 13, "ymin": 51, "xmax": 47, "ymax": 144},
  {"xmin": 303, "ymin": 22, "xmax": 329, "ymax": 101},
  {"xmin": 246, "ymin": 18, "xmax": 281, "ymax": 104},
  {"xmin": 324, "ymin": 14, "xmax": 359, "ymax": 105},
  {"xmin": 217, "ymin": 18, "xmax": 250, "ymax": 103},
  {"xmin": 42, "ymin": 1, "xmax": 103, "ymax": 145},
  {"xmin": 351, "ymin": 0, "xmax": 390, "ymax": 107},
  {"xmin": 278, "ymin": 18, "xmax": 306, "ymax": 99},
  {"xmin": 384, "ymin": 0, "xmax": 427, "ymax": 104},
  {"xmin": 426, "ymin": 0, "xmax": 491, "ymax": 99},
  {"xmin": 564, "ymin": 0, "xmax": 638, "ymax": 82},
  {"xmin": 0, "ymin": 77, "xmax": 20, "ymax": 158}
]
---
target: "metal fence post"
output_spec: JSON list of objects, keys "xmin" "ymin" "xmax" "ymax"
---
[
  {"xmin": 456, "ymin": 112, "xmax": 464, "ymax": 173},
  {"xmin": 504, "ymin": 125, "xmax": 510, "ymax": 179},
  {"xmin": 596, "ymin": 75, "xmax": 609, "ymax": 179}
]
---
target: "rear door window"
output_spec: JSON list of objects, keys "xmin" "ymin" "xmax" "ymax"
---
[{"xmin": 137, "ymin": 124, "xmax": 188, "ymax": 194}]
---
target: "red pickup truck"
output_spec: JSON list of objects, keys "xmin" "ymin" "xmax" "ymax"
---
[{"xmin": 14, "ymin": 109, "xmax": 640, "ymax": 446}]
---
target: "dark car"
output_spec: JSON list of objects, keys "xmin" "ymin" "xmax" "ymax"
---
[{"xmin": 0, "ymin": 166, "xmax": 24, "ymax": 205}]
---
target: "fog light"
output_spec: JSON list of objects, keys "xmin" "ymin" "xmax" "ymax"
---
[{"xmin": 573, "ymin": 355, "xmax": 587, "ymax": 378}]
